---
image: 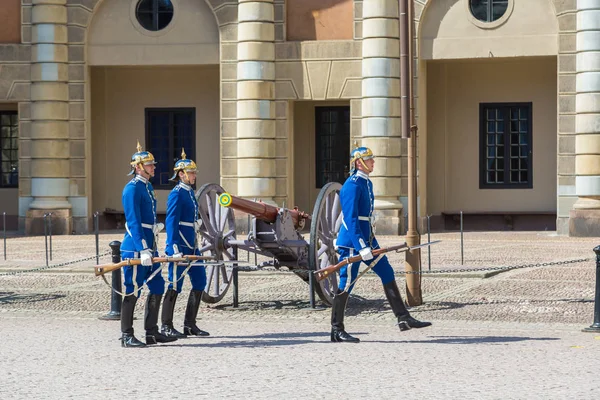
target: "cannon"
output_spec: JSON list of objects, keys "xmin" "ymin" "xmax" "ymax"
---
[{"xmin": 194, "ymin": 182, "xmax": 343, "ymax": 306}]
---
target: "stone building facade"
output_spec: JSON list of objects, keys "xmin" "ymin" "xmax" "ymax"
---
[{"xmin": 0, "ymin": 0, "xmax": 598, "ymax": 236}]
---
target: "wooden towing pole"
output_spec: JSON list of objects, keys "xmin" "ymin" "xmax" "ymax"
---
[{"xmin": 400, "ymin": 0, "xmax": 422, "ymax": 306}]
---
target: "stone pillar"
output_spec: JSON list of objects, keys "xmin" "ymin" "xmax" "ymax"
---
[
  {"xmin": 236, "ymin": 0, "xmax": 277, "ymax": 203},
  {"xmin": 569, "ymin": 0, "xmax": 600, "ymax": 236},
  {"xmin": 361, "ymin": 0, "xmax": 403, "ymax": 234},
  {"xmin": 26, "ymin": 0, "xmax": 72, "ymax": 235}
]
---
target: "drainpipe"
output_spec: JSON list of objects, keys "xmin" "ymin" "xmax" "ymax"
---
[{"xmin": 400, "ymin": 0, "xmax": 422, "ymax": 306}]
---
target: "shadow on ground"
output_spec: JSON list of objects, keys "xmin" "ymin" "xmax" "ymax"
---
[
  {"xmin": 346, "ymin": 297, "xmax": 594, "ymax": 315},
  {"xmin": 0, "ymin": 291, "xmax": 65, "ymax": 305},
  {"xmin": 397, "ymin": 335, "xmax": 560, "ymax": 344},
  {"xmin": 137, "ymin": 332, "xmax": 559, "ymax": 348}
]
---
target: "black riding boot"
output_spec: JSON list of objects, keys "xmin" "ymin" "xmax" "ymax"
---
[
  {"xmin": 330, "ymin": 291, "xmax": 360, "ymax": 343},
  {"xmin": 183, "ymin": 290, "xmax": 210, "ymax": 336},
  {"xmin": 120, "ymin": 295, "xmax": 145, "ymax": 348},
  {"xmin": 145, "ymin": 294, "xmax": 178, "ymax": 345},
  {"xmin": 160, "ymin": 289, "xmax": 187, "ymax": 339},
  {"xmin": 383, "ymin": 280, "xmax": 432, "ymax": 331}
]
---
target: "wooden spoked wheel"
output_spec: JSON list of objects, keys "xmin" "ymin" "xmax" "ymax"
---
[
  {"xmin": 308, "ymin": 182, "xmax": 343, "ymax": 306},
  {"xmin": 195, "ymin": 183, "xmax": 237, "ymax": 304}
]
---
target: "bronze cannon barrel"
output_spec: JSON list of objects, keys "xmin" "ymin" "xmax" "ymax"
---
[{"xmin": 218, "ymin": 193, "xmax": 310, "ymax": 229}]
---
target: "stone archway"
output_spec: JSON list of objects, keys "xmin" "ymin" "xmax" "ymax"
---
[
  {"xmin": 414, "ymin": 0, "xmax": 575, "ymax": 231},
  {"xmin": 23, "ymin": 0, "xmax": 241, "ymax": 233},
  {"xmin": 84, "ymin": 0, "xmax": 230, "ymax": 223},
  {"xmin": 81, "ymin": 0, "xmax": 237, "ymax": 227}
]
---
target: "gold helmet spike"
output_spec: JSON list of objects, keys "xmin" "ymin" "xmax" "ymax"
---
[
  {"xmin": 128, "ymin": 140, "xmax": 157, "ymax": 175},
  {"xmin": 169, "ymin": 147, "xmax": 197, "ymax": 181}
]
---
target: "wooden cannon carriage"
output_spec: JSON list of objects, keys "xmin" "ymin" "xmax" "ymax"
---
[{"xmin": 195, "ymin": 182, "xmax": 343, "ymax": 306}]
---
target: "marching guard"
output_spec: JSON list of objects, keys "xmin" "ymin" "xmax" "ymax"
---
[
  {"xmin": 160, "ymin": 149, "xmax": 210, "ymax": 339},
  {"xmin": 119, "ymin": 142, "xmax": 177, "ymax": 348},
  {"xmin": 330, "ymin": 145, "xmax": 432, "ymax": 343}
]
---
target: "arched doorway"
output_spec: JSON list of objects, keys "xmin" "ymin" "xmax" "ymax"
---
[
  {"xmin": 87, "ymin": 0, "xmax": 221, "ymax": 223},
  {"xmin": 418, "ymin": 0, "xmax": 559, "ymax": 230}
]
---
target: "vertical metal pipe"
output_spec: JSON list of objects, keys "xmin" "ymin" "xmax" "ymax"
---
[
  {"xmin": 427, "ymin": 215, "xmax": 431, "ymax": 271},
  {"xmin": 460, "ymin": 211, "xmax": 464, "ymax": 265},
  {"xmin": 94, "ymin": 212, "xmax": 100, "ymax": 265},
  {"xmin": 3, "ymin": 212, "xmax": 6, "ymax": 261},
  {"xmin": 44, "ymin": 213, "xmax": 49, "ymax": 267},
  {"xmin": 48, "ymin": 212, "xmax": 53, "ymax": 261},
  {"xmin": 402, "ymin": 0, "xmax": 422, "ymax": 306},
  {"xmin": 583, "ymin": 245, "xmax": 600, "ymax": 332},
  {"xmin": 251, "ymin": 200, "xmax": 257, "ymax": 265},
  {"xmin": 399, "ymin": 0, "xmax": 410, "ymax": 140},
  {"xmin": 247, "ymin": 213, "xmax": 252, "ymax": 264}
]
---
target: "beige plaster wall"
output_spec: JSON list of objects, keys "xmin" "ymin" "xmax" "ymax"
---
[
  {"xmin": 293, "ymin": 100, "xmax": 350, "ymax": 214},
  {"xmin": 426, "ymin": 56, "xmax": 557, "ymax": 214},
  {"xmin": 87, "ymin": 0, "xmax": 219, "ymax": 66},
  {"xmin": 275, "ymin": 41, "xmax": 362, "ymax": 100},
  {"xmin": 420, "ymin": 0, "xmax": 558, "ymax": 60},
  {"xmin": 0, "ymin": 48, "xmax": 30, "ymax": 102},
  {"xmin": 90, "ymin": 65, "xmax": 220, "ymax": 213}
]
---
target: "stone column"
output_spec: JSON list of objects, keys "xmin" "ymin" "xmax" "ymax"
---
[
  {"xmin": 236, "ymin": 0, "xmax": 277, "ymax": 203},
  {"xmin": 569, "ymin": 0, "xmax": 600, "ymax": 236},
  {"xmin": 361, "ymin": 0, "xmax": 403, "ymax": 234},
  {"xmin": 26, "ymin": 0, "xmax": 72, "ymax": 234}
]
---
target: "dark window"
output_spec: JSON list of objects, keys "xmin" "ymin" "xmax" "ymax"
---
[
  {"xmin": 480, "ymin": 103, "xmax": 532, "ymax": 189},
  {"xmin": 470, "ymin": 0, "xmax": 509, "ymax": 22},
  {"xmin": 136, "ymin": 0, "xmax": 174, "ymax": 31},
  {"xmin": 0, "ymin": 111, "xmax": 18, "ymax": 188},
  {"xmin": 145, "ymin": 108, "xmax": 195, "ymax": 189},
  {"xmin": 315, "ymin": 106, "xmax": 350, "ymax": 188}
]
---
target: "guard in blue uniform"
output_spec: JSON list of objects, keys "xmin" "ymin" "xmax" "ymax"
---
[
  {"xmin": 331, "ymin": 146, "xmax": 432, "ymax": 343},
  {"xmin": 160, "ymin": 149, "xmax": 210, "ymax": 339},
  {"xmin": 120, "ymin": 142, "xmax": 177, "ymax": 348}
]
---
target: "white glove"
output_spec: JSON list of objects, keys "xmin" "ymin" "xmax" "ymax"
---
[
  {"xmin": 359, "ymin": 247, "xmax": 373, "ymax": 261},
  {"xmin": 153, "ymin": 223, "xmax": 165, "ymax": 235},
  {"xmin": 172, "ymin": 252, "xmax": 183, "ymax": 259},
  {"xmin": 140, "ymin": 249, "xmax": 153, "ymax": 266},
  {"xmin": 194, "ymin": 219, "xmax": 203, "ymax": 232}
]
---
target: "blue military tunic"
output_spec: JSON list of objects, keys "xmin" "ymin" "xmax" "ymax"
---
[
  {"xmin": 164, "ymin": 182, "xmax": 207, "ymax": 293},
  {"xmin": 336, "ymin": 170, "xmax": 379, "ymax": 252},
  {"xmin": 121, "ymin": 175, "xmax": 158, "ymax": 253},
  {"xmin": 120, "ymin": 175, "xmax": 165, "ymax": 296},
  {"xmin": 336, "ymin": 170, "xmax": 394, "ymax": 293}
]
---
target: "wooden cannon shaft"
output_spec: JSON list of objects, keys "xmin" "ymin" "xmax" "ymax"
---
[{"xmin": 218, "ymin": 193, "xmax": 310, "ymax": 230}]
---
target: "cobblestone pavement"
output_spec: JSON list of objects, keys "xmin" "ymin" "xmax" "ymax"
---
[
  {"xmin": 1, "ymin": 231, "xmax": 600, "ymax": 398},
  {"xmin": 1, "ymin": 314, "xmax": 599, "ymax": 399}
]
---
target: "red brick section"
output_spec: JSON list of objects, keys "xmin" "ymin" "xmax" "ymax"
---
[
  {"xmin": 0, "ymin": 0, "xmax": 21, "ymax": 44},
  {"xmin": 286, "ymin": 0, "xmax": 353, "ymax": 41}
]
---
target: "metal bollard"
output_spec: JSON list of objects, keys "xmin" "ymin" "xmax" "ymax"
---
[
  {"xmin": 3, "ymin": 212, "xmax": 6, "ymax": 261},
  {"xmin": 99, "ymin": 241, "xmax": 122, "ymax": 321},
  {"xmin": 94, "ymin": 212, "xmax": 100, "ymax": 265},
  {"xmin": 44, "ymin": 213, "xmax": 49, "ymax": 267},
  {"xmin": 232, "ymin": 266, "xmax": 239, "ymax": 308},
  {"xmin": 427, "ymin": 214, "xmax": 431, "ymax": 271},
  {"xmin": 460, "ymin": 211, "xmax": 464, "ymax": 265},
  {"xmin": 48, "ymin": 212, "xmax": 53, "ymax": 261},
  {"xmin": 583, "ymin": 245, "xmax": 600, "ymax": 332},
  {"xmin": 308, "ymin": 268, "xmax": 316, "ymax": 308}
]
